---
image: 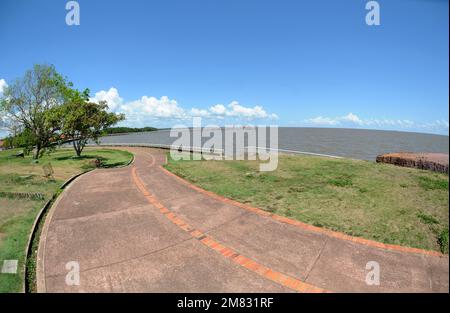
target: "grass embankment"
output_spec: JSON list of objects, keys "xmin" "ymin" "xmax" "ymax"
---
[
  {"xmin": 165, "ymin": 154, "xmax": 449, "ymax": 253},
  {"xmin": 0, "ymin": 147, "xmax": 133, "ymax": 293}
]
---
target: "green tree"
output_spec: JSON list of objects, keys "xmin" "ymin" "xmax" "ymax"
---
[
  {"xmin": 12, "ymin": 128, "xmax": 36, "ymax": 155},
  {"xmin": 0, "ymin": 64, "xmax": 68, "ymax": 159},
  {"xmin": 1, "ymin": 136, "xmax": 13, "ymax": 149},
  {"xmin": 58, "ymin": 89, "xmax": 125, "ymax": 156}
]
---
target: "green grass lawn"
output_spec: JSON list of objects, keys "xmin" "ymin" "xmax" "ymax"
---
[
  {"xmin": 0, "ymin": 147, "xmax": 133, "ymax": 293},
  {"xmin": 165, "ymin": 153, "xmax": 449, "ymax": 253}
]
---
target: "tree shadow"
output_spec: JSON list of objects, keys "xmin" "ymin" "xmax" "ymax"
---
[
  {"xmin": 54, "ymin": 155, "xmax": 100, "ymax": 161},
  {"xmin": 101, "ymin": 161, "xmax": 127, "ymax": 168}
]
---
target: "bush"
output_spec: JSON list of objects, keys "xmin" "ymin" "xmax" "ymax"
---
[{"xmin": 438, "ymin": 228, "xmax": 449, "ymax": 254}]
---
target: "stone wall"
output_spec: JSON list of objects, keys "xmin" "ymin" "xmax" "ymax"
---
[{"xmin": 376, "ymin": 152, "xmax": 449, "ymax": 174}]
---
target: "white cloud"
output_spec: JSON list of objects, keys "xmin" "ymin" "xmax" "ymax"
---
[
  {"xmin": 209, "ymin": 104, "xmax": 227, "ymax": 115},
  {"xmin": 190, "ymin": 108, "xmax": 210, "ymax": 117},
  {"xmin": 341, "ymin": 112, "xmax": 363, "ymax": 125},
  {"xmin": 92, "ymin": 87, "xmax": 278, "ymax": 123},
  {"xmin": 191, "ymin": 101, "xmax": 278, "ymax": 120},
  {"xmin": 304, "ymin": 112, "xmax": 449, "ymax": 134},
  {"xmin": 306, "ymin": 112, "xmax": 365, "ymax": 126},
  {"xmin": 0, "ymin": 79, "xmax": 8, "ymax": 95},
  {"xmin": 226, "ymin": 101, "xmax": 275, "ymax": 119},
  {"xmin": 0, "ymin": 115, "xmax": 7, "ymax": 129},
  {"xmin": 419, "ymin": 119, "xmax": 449, "ymax": 133},
  {"xmin": 0, "ymin": 112, "xmax": 14, "ymax": 136},
  {"xmin": 362, "ymin": 118, "xmax": 415, "ymax": 128},
  {"xmin": 90, "ymin": 87, "xmax": 123, "ymax": 111},
  {"xmin": 0, "ymin": 79, "xmax": 10, "ymax": 135},
  {"xmin": 121, "ymin": 95, "xmax": 187, "ymax": 119},
  {"xmin": 91, "ymin": 88, "xmax": 188, "ymax": 123},
  {"xmin": 305, "ymin": 116, "xmax": 339, "ymax": 126}
]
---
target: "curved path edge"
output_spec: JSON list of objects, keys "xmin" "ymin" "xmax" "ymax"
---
[
  {"xmin": 25, "ymin": 169, "xmax": 97, "ymax": 293},
  {"xmin": 36, "ymin": 169, "xmax": 97, "ymax": 293},
  {"xmin": 36, "ymin": 151, "xmax": 135, "ymax": 292}
]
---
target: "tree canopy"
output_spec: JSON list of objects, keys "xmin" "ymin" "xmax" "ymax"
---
[
  {"xmin": 0, "ymin": 64, "xmax": 125, "ymax": 158},
  {"xmin": 0, "ymin": 64, "xmax": 68, "ymax": 158},
  {"xmin": 58, "ymin": 88, "xmax": 124, "ymax": 156}
]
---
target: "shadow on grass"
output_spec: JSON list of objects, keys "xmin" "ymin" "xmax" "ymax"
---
[
  {"xmin": 53, "ymin": 155, "xmax": 99, "ymax": 161},
  {"xmin": 101, "ymin": 161, "xmax": 128, "ymax": 168}
]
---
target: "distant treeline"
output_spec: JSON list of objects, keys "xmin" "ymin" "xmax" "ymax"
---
[{"xmin": 104, "ymin": 126, "xmax": 158, "ymax": 134}]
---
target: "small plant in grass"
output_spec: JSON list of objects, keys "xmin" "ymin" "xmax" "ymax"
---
[
  {"xmin": 417, "ymin": 212, "xmax": 440, "ymax": 225},
  {"xmin": 328, "ymin": 175, "xmax": 353, "ymax": 187},
  {"xmin": 288, "ymin": 186, "xmax": 305, "ymax": 193},
  {"xmin": 417, "ymin": 176, "xmax": 448, "ymax": 190},
  {"xmin": 438, "ymin": 229, "xmax": 449, "ymax": 254},
  {"xmin": 245, "ymin": 172, "xmax": 255, "ymax": 178},
  {"xmin": 258, "ymin": 174, "xmax": 280, "ymax": 183},
  {"xmin": 313, "ymin": 221, "xmax": 323, "ymax": 228},
  {"xmin": 94, "ymin": 158, "xmax": 103, "ymax": 168}
]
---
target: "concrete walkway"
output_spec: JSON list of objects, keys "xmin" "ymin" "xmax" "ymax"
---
[{"xmin": 37, "ymin": 147, "xmax": 449, "ymax": 292}]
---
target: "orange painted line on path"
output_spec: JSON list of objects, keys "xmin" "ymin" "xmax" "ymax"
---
[{"xmin": 131, "ymin": 166, "xmax": 327, "ymax": 293}]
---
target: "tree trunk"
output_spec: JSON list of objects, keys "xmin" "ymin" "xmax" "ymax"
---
[
  {"xmin": 72, "ymin": 139, "xmax": 84, "ymax": 157},
  {"xmin": 33, "ymin": 143, "xmax": 41, "ymax": 159},
  {"xmin": 79, "ymin": 140, "xmax": 85, "ymax": 156},
  {"xmin": 72, "ymin": 140, "xmax": 81, "ymax": 157}
]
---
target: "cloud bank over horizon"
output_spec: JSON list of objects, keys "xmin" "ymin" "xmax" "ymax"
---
[
  {"xmin": 90, "ymin": 87, "xmax": 279, "ymax": 126},
  {"xmin": 304, "ymin": 112, "xmax": 449, "ymax": 134}
]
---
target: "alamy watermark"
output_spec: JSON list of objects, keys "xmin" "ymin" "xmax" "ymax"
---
[
  {"xmin": 366, "ymin": 1, "xmax": 381, "ymax": 26},
  {"xmin": 365, "ymin": 261, "xmax": 380, "ymax": 286},
  {"xmin": 169, "ymin": 117, "xmax": 279, "ymax": 172},
  {"xmin": 65, "ymin": 1, "xmax": 379, "ymax": 27},
  {"xmin": 65, "ymin": 1, "xmax": 80, "ymax": 26},
  {"xmin": 65, "ymin": 261, "xmax": 80, "ymax": 286}
]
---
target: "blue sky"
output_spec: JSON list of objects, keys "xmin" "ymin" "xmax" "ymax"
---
[{"xmin": 0, "ymin": 0, "xmax": 448, "ymax": 135}]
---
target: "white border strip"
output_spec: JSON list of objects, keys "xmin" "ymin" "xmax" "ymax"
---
[{"xmin": 92, "ymin": 142, "xmax": 346, "ymax": 159}]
